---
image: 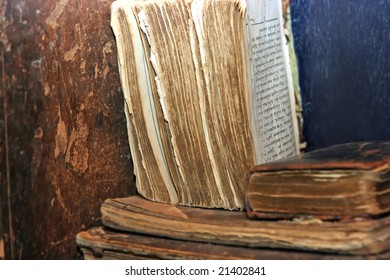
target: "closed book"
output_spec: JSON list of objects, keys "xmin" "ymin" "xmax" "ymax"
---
[
  {"xmin": 76, "ymin": 226, "xmax": 390, "ymax": 260},
  {"xmin": 245, "ymin": 141, "xmax": 390, "ymax": 221},
  {"xmin": 101, "ymin": 195, "xmax": 390, "ymax": 255}
]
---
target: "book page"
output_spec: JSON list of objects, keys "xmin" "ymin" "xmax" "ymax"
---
[
  {"xmin": 246, "ymin": 0, "xmax": 299, "ymax": 164},
  {"xmin": 111, "ymin": 1, "xmax": 178, "ymax": 203}
]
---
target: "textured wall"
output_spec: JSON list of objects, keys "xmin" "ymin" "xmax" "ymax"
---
[
  {"xmin": 291, "ymin": 1, "xmax": 390, "ymax": 151},
  {"xmin": 0, "ymin": 0, "xmax": 134, "ymax": 259}
]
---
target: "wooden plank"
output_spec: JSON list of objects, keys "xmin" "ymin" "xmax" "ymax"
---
[{"xmin": 0, "ymin": 0, "xmax": 134, "ymax": 259}]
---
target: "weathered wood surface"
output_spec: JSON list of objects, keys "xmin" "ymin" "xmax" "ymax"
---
[{"xmin": 0, "ymin": 0, "xmax": 134, "ymax": 259}]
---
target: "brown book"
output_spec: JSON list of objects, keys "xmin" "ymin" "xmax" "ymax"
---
[
  {"xmin": 245, "ymin": 141, "xmax": 390, "ymax": 221},
  {"xmin": 110, "ymin": 0, "xmax": 300, "ymax": 210},
  {"xmin": 101, "ymin": 195, "xmax": 390, "ymax": 255},
  {"xmin": 76, "ymin": 226, "xmax": 390, "ymax": 260}
]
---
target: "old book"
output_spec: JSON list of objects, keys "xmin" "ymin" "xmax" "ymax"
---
[
  {"xmin": 111, "ymin": 0, "xmax": 300, "ymax": 209},
  {"xmin": 101, "ymin": 195, "xmax": 390, "ymax": 255},
  {"xmin": 245, "ymin": 141, "xmax": 390, "ymax": 221},
  {"xmin": 76, "ymin": 226, "xmax": 390, "ymax": 260}
]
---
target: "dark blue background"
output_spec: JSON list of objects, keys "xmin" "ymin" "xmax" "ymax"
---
[{"xmin": 291, "ymin": 1, "xmax": 390, "ymax": 151}]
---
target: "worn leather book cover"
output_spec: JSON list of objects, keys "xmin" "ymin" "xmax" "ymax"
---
[
  {"xmin": 101, "ymin": 195, "xmax": 390, "ymax": 255},
  {"xmin": 245, "ymin": 141, "xmax": 390, "ymax": 221},
  {"xmin": 76, "ymin": 226, "xmax": 390, "ymax": 260},
  {"xmin": 0, "ymin": 0, "xmax": 135, "ymax": 259}
]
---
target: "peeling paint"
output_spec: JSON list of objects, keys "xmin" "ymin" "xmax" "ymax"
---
[
  {"xmin": 44, "ymin": 83, "xmax": 50, "ymax": 96},
  {"xmin": 34, "ymin": 127, "xmax": 44, "ymax": 139},
  {"xmin": 94, "ymin": 63, "xmax": 99, "ymax": 79},
  {"xmin": 65, "ymin": 129, "xmax": 77, "ymax": 163},
  {"xmin": 64, "ymin": 44, "xmax": 81, "ymax": 61},
  {"xmin": 54, "ymin": 106, "xmax": 68, "ymax": 158},
  {"xmin": 79, "ymin": 60, "xmax": 86, "ymax": 74},
  {"xmin": 45, "ymin": 0, "xmax": 70, "ymax": 29},
  {"xmin": 0, "ymin": 1, "xmax": 11, "ymax": 51},
  {"xmin": 54, "ymin": 186, "xmax": 66, "ymax": 210},
  {"xmin": 102, "ymin": 65, "xmax": 109, "ymax": 79},
  {"xmin": 103, "ymin": 41, "xmax": 113, "ymax": 55},
  {"xmin": 65, "ymin": 113, "xmax": 89, "ymax": 176}
]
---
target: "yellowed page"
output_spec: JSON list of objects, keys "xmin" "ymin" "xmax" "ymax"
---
[{"xmin": 246, "ymin": 0, "xmax": 300, "ymax": 164}]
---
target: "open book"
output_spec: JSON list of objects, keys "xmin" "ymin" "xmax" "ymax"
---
[{"xmin": 111, "ymin": 0, "xmax": 299, "ymax": 209}]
